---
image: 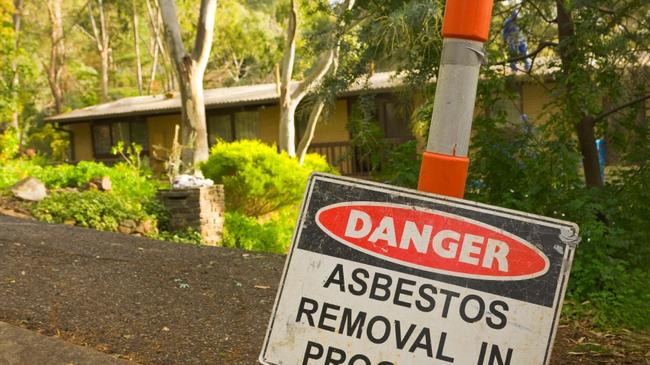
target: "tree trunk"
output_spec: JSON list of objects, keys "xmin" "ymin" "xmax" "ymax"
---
[
  {"xmin": 98, "ymin": 0, "xmax": 109, "ymax": 101},
  {"xmin": 279, "ymin": 101, "xmax": 297, "ymax": 157},
  {"xmin": 177, "ymin": 65, "xmax": 210, "ymax": 165},
  {"xmin": 159, "ymin": 0, "xmax": 215, "ymax": 172},
  {"xmin": 278, "ymin": 0, "xmax": 298, "ymax": 156},
  {"xmin": 10, "ymin": 0, "xmax": 23, "ymax": 131},
  {"xmin": 133, "ymin": 0, "xmax": 143, "ymax": 95},
  {"xmin": 47, "ymin": 0, "xmax": 64, "ymax": 114},
  {"xmin": 576, "ymin": 117, "xmax": 603, "ymax": 187},
  {"xmin": 100, "ymin": 47, "xmax": 109, "ymax": 101},
  {"xmin": 296, "ymin": 100, "xmax": 325, "ymax": 163},
  {"xmin": 278, "ymin": 0, "xmax": 353, "ymax": 158},
  {"xmin": 555, "ymin": 0, "xmax": 603, "ymax": 187},
  {"xmin": 148, "ymin": 41, "xmax": 159, "ymax": 93}
]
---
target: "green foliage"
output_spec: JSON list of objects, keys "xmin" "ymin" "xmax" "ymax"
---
[
  {"xmin": 201, "ymin": 140, "xmax": 336, "ymax": 216},
  {"xmin": 29, "ymin": 161, "xmax": 160, "ymax": 201},
  {"xmin": 466, "ymin": 74, "xmax": 650, "ymax": 331},
  {"xmin": 26, "ymin": 124, "xmax": 70, "ymax": 162},
  {"xmin": 152, "ymin": 228, "xmax": 203, "ymax": 245},
  {"xmin": 346, "ymin": 94, "xmax": 387, "ymax": 175},
  {"xmin": 0, "ymin": 158, "xmax": 43, "ymax": 189},
  {"xmin": 0, "ymin": 129, "xmax": 20, "ymax": 162},
  {"xmin": 210, "ymin": 0, "xmax": 283, "ymax": 85},
  {"xmin": 32, "ymin": 190, "xmax": 153, "ymax": 231},
  {"xmin": 301, "ymin": 153, "xmax": 338, "ymax": 175},
  {"xmin": 378, "ymin": 140, "xmax": 421, "ymax": 189},
  {"xmin": 355, "ymin": 0, "xmax": 444, "ymax": 85},
  {"xmin": 222, "ymin": 209, "xmax": 296, "ymax": 254}
]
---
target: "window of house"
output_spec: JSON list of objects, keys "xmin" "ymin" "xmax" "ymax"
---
[
  {"xmin": 208, "ymin": 109, "xmax": 260, "ymax": 145},
  {"xmin": 91, "ymin": 119, "xmax": 148, "ymax": 157},
  {"xmin": 378, "ymin": 98, "xmax": 412, "ymax": 141}
]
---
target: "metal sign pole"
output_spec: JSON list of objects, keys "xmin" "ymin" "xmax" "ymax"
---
[{"xmin": 418, "ymin": 0, "xmax": 494, "ymax": 198}]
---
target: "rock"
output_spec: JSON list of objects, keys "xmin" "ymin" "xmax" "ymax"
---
[
  {"xmin": 90, "ymin": 176, "xmax": 112, "ymax": 192},
  {"xmin": 63, "ymin": 219, "xmax": 76, "ymax": 226},
  {"xmin": 134, "ymin": 218, "xmax": 157, "ymax": 235},
  {"xmin": 118, "ymin": 220, "xmax": 137, "ymax": 235},
  {"xmin": 11, "ymin": 177, "xmax": 47, "ymax": 202},
  {"xmin": 172, "ymin": 174, "xmax": 214, "ymax": 189}
]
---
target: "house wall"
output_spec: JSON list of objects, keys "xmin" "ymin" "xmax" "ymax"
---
[
  {"xmin": 522, "ymin": 83, "xmax": 553, "ymax": 123},
  {"xmin": 312, "ymin": 99, "xmax": 350, "ymax": 143},
  {"xmin": 257, "ymin": 99, "xmax": 351, "ymax": 146},
  {"xmin": 148, "ymin": 114, "xmax": 179, "ymax": 151},
  {"xmin": 259, "ymin": 105, "xmax": 279, "ymax": 145},
  {"xmin": 65, "ymin": 122, "xmax": 93, "ymax": 161},
  {"xmin": 147, "ymin": 114, "xmax": 181, "ymax": 172}
]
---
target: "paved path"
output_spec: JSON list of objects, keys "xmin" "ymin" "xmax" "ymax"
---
[
  {"xmin": 0, "ymin": 216, "xmax": 285, "ymax": 364},
  {"xmin": 0, "ymin": 321, "xmax": 131, "ymax": 365}
]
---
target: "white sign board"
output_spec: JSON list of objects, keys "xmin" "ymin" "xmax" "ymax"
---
[{"xmin": 260, "ymin": 173, "xmax": 579, "ymax": 365}]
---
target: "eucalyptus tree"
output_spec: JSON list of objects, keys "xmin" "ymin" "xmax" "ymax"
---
[
  {"xmin": 159, "ymin": 0, "xmax": 217, "ymax": 171},
  {"xmin": 278, "ymin": 0, "xmax": 357, "ymax": 159}
]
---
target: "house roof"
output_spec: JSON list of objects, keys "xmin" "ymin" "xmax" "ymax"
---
[{"xmin": 46, "ymin": 72, "xmax": 404, "ymax": 124}]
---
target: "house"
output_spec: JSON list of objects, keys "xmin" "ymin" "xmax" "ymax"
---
[{"xmin": 45, "ymin": 72, "xmax": 553, "ymax": 175}]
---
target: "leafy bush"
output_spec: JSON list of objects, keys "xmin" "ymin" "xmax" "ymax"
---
[
  {"xmin": 466, "ymin": 77, "xmax": 650, "ymax": 330},
  {"xmin": 0, "ymin": 129, "xmax": 20, "ymax": 162},
  {"xmin": 222, "ymin": 208, "xmax": 296, "ymax": 254},
  {"xmin": 0, "ymin": 159, "xmax": 44, "ymax": 190},
  {"xmin": 0, "ymin": 159, "xmax": 160, "ymax": 203},
  {"xmin": 32, "ymin": 191, "xmax": 154, "ymax": 231},
  {"xmin": 201, "ymin": 140, "xmax": 336, "ymax": 216},
  {"xmin": 377, "ymin": 140, "xmax": 421, "ymax": 189}
]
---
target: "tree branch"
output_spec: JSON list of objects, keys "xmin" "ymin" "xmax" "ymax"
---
[
  {"xmin": 191, "ymin": 0, "xmax": 217, "ymax": 71},
  {"xmin": 159, "ymin": 0, "xmax": 187, "ymax": 66},
  {"xmin": 280, "ymin": 0, "xmax": 298, "ymax": 103},
  {"xmin": 291, "ymin": 49, "xmax": 335, "ymax": 101},
  {"xmin": 524, "ymin": 1, "xmax": 557, "ymax": 24},
  {"xmin": 87, "ymin": 1, "xmax": 102, "ymax": 51},
  {"xmin": 592, "ymin": 94, "xmax": 650, "ymax": 125},
  {"xmin": 290, "ymin": 0, "xmax": 355, "ymax": 101},
  {"xmin": 490, "ymin": 41, "xmax": 558, "ymax": 67}
]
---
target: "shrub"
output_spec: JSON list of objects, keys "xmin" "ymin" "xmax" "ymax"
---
[
  {"xmin": 33, "ymin": 161, "xmax": 160, "ymax": 201},
  {"xmin": 32, "ymin": 191, "xmax": 154, "ymax": 231},
  {"xmin": 222, "ymin": 208, "xmax": 296, "ymax": 254},
  {"xmin": 201, "ymin": 140, "xmax": 336, "ymax": 216},
  {"xmin": 0, "ymin": 129, "xmax": 20, "ymax": 162},
  {"xmin": 0, "ymin": 159, "xmax": 44, "ymax": 190}
]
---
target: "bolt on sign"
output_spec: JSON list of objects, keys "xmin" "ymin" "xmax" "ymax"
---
[{"xmin": 260, "ymin": 173, "xmax": 580, "ymax": 365}]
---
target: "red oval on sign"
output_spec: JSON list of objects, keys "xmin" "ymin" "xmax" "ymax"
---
[{"xmin": 315, "ymin": 202, "xmax": 549, "ymax": 280}]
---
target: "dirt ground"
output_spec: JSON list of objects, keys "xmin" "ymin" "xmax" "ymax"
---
[{"xmin": 0, "ymin": 215, "xmax": 648, "ymax": 364}]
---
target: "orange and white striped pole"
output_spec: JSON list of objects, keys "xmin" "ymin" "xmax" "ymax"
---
[{"xmin": 417, "ymin": 0, "xmax": 494, "ymax": 198}]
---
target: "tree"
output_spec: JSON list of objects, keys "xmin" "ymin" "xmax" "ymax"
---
[
  {"xmin": 132, "ymin": 0, "xmax": 143, "ymax": 95},
  {"xmin": 144, "ymin": 0, "xmax": 175, "ymax": 92},
  {"xmin": 159, "ymin": 0, "xmax": 216, "ymax": 171},
  {"xmin": 10, "ymin": 0, "xmax": 23, "ymax": 130},
  {"xmin": 552, "ymin": 0, "xmax": 650, "ymax": 187},
  {"xmin": 45, "ymin": 0, "xmax": 65, "ymax": 114},
  {"xmin": 78, "ymin": 0, "xmax": 111, "ymax": 102},
  {"xmin": 0, "ymin": 0, "xmax": 16, "ymax": 125},
  {"xmin": 278, "ymin": 0, "xmax": 355, "ymax": 158},
  {"xmin": 208, "ymin": 0, "xmax": 283, "ymax": 86}
]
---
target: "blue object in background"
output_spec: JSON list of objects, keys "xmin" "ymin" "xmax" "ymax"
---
[
  {"xmin": 502, "ymin": 10, "xmax": 531, "ymax": 72},
  {"xmin": 596, "ymin": 138, "xmax": 606, "ymax": 182}
]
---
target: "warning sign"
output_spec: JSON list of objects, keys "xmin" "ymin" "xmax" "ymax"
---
[{"xmin": 260, "ymin": 173, "xmax": 580, "ymax": 365}]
